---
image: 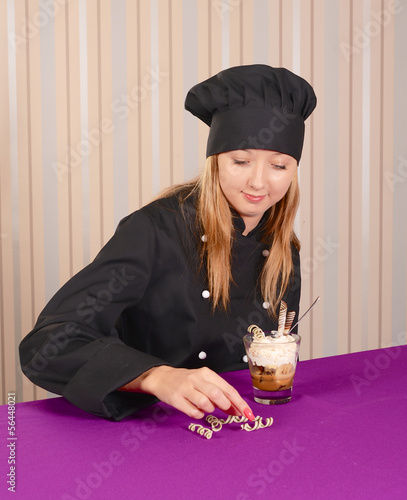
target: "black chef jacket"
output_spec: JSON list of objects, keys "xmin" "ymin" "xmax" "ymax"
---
[{"xmin": 19, "ymin": 193, "xmax": 301, "ymax": 420}]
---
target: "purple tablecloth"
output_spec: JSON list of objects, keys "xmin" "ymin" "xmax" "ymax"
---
[{"xmin": 2, "ymin": 346, "xmax": 407, "ymax": 499}]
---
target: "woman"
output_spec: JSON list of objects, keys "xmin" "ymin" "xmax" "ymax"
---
[{"xmin": 19, "ymin": 64, "xmax": 316, "ymax": 421}]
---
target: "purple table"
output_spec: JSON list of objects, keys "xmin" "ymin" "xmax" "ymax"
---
[{"xmin": 2, "ymin": 346, "xmax": 407, "ymax": 499}]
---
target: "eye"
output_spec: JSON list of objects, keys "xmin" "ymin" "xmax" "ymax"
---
[
  {"xmin": 233, "ymin": 159, "xmax": 249, "ymax": 165},
  {"xmin": 272, "ymin": 164, "xmax": 287, "ymax": 170}
]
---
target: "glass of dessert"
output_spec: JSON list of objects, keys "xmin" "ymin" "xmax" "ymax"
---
[{"xmin": 243, "ymin": 332, "xmax": 301, "ymax": 404}]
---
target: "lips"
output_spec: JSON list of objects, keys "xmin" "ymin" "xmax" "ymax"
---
[{"xmin": 243, "ymin": 192, "xmax": 266, "ymax": 203}]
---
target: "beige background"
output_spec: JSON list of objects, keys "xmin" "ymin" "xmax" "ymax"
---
[{"xmin": 1, "ymin": 0, "xmax": 407, "ymax": 405}]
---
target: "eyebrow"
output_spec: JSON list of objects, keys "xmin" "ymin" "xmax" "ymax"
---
[{"xmin": 237, "ymin": 150, "xmax": 288, "ymax": 159}]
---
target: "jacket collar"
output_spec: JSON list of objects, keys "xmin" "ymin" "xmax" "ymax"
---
[
  {"xmin": 182, "ymin": 191, "xmax": 270, "ymax": 241},
  {"xmin": 231, "ymin": 208, "xmax": 271, "ymax": 240}
]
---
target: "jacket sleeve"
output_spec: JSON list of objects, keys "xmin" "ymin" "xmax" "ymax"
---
[{"xmin": 19, "ymin": 210, "xmax": 169, "ymax": 421}]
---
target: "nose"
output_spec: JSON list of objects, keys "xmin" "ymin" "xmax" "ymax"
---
[{"xmin": 248, "ymin": 163, "xmax": 265, "ymax": 190}]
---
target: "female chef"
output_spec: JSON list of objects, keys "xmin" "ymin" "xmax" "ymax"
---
[{"xmin": 19, "ymin": 64, "xmax": 316, "ymax": 421}]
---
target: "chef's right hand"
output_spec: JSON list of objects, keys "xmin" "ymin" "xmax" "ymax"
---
[{"xmin": 119, "ymin": 365, "xmax": 255, "ymax": 421}]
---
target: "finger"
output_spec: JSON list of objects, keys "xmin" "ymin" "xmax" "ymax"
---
[
  {"xmin": 207, "ymin": 377, "xmax": 256, "ymax": 421},
  {"xmin": 223, "ymin": 403, "xmax": 242, "ymax": 416},
  {"xmin": 192, "ymin": 376, "xmax": 255, "ymax": 421},
  {"xmin": 186, "ymin": 386, "xmax": 217, "ymax": 415},
  {"xmin": 183, "ymin": 404, "xmax": 206, "ymax": 420},
  {"xmin": 182, "ymin": 376, "xmax": 240, "ymax": 416},
  {"xmin": 188, "ymin": 378, "xmax": 235, "ymax": 413},
  {"xmin": 223, "ymin": 391, "xmax": 255, "ymax": 421},
  {"xmin": 169, "ymin": 394, "xmax": 206, "ymax": 420}
]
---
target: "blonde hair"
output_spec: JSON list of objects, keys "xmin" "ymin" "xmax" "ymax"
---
[{"xmin": 157, "ymin": 155, "xmax": 300, "ymax": 318}]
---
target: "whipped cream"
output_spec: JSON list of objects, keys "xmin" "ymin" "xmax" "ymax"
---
[{"xmin": 247, "ymin": 334, "xmax": 298, "ymax": 368}]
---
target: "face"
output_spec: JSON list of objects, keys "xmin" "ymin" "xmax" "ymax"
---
[{"xmin": 217, "ymin": 149, "xmax": 297, "ymax": 234}]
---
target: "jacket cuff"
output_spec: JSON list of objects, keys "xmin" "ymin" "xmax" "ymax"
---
[{"xmin": 62, "ymin": 339, "xmax": 168, "ymax": 420}]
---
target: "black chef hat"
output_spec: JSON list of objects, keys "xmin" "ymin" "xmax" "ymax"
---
[{"xmin": 185, "ymin": 64, "xmax": 317, "ymax": 163}]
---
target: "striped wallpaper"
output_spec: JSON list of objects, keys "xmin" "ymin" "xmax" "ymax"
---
[{"xmin": 1, "ymin": 0, "xmax": 407, "ymax": 405}]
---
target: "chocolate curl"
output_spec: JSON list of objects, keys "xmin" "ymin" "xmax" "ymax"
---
[
  {"xmin": 284, "ymin": 311, "xmax": 296, "ymax": 334},
  {"xmin": 205, "ymin": 415, "xmax": 223, "ymax": 432},
  {"xmin": 241, "ymin": 417, "xmax": 273, "ymax": 432},
  {"xmin": 247, "ymin": 324, "xmax": 265, "ymax": 341},
  {"xmin": 188, "ymin": 423, "xmax": 213, "ymax": 439},
  {"xmin": 219, "ymin": 415, "xmax": 248, "ymax": 424},
  {"xmin": 219, "ymin": 415, "xmax": 261, "ymax": 425},
  {"xmin": 278, "ymin": 301, "xmax": 288, "ymax": 335}
]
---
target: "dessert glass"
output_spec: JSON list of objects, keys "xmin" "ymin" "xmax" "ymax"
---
[{"xmin": 243, "ymin": 333, "xmax": 301, "ymax": 404}]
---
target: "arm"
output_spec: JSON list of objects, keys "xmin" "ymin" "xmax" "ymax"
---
[
  {"xmin": 19, "ymin": 210, "xmax": 167, "ymax": 420},
  {"xmin": 20, "ymin": 208, "xmax": 253, "ymax": 421}
]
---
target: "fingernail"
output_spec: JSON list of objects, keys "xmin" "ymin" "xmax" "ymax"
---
[{"xmin": 244, "ymin": 408, "xmax": 255, "ymax": 421}]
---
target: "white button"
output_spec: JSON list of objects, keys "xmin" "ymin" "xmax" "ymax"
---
[
  {"xmin": 242, "ymin": 355, "xmax": 248, "ymax": 363},
  {"xmin": 198, "ymin": 351, "xmax": 207, "ymax": 360},
  {"xmin": 202, "ymin": 290, "xmax": 210, "ymax": 299},
  {"xmin": 262, "ymin": 301, "xmax": 270, "ymax": 309},
  {"xmin": 201, "ymin": 235, "xmax": 207, "ymax": 242},
  {"xmin": 262, "ymin": 249, "xmax": 270, "ymax": 257}
]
